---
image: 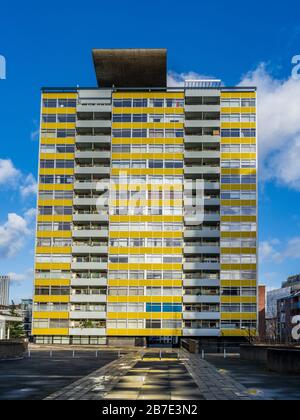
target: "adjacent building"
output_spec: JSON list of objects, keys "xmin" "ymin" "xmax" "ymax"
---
[
  {"xmin": 32, "ymin": 49, "xmax": 258, "ymax": 346},
  {"xmin": 0, "ymin": 276, "xmax": 10, "ymax": 307}
]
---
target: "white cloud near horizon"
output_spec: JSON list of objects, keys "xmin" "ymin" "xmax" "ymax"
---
[
  {"xmin": 0, "ymin": 213, "xmax": 32, "ymax": 258},
  {"xmin": 0, "ymin": 158, "xmax": 37, "ymax": 198},
  {"xmin": 239, "ymin": 64, "xmax": 300, "ymax": 189},
  {"xmin": 260, "ymin": 237, "xmax": 300, "ymax": 264}
]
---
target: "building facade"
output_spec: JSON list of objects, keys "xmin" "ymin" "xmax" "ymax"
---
[
  {"xmin": 32, "ymin": 49, "xmax": 258, "ymax": 345},
  {"xmin": 0, "ymin": 276, "xmax": 10, "ymax": 307}
]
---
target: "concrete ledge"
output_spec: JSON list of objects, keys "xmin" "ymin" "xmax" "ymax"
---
[
  {"xmin": 267, "ymin": 348, "xmax": 300, "ymax": 374},
  {"xmin": 0, "ymin": 339, "xmax": 28, "ymax": 360},
  {"xmin": 240, "ymin": 345, "xmax": 268, "ymax": 363}
]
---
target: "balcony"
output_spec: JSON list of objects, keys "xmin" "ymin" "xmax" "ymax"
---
[
  {"xmin": 69, "ymin": 328, "xmax": 106, "ymax": 336},
  {"xmin": 71, "ymin": 261, "xmax": 108, "ymax": 270},
  {"xmin": 70, "ymin": 294, "xmax": 107, "ymax": 303},
  {"xmin": 185, "ymin": 150, "xmax": 220, "ymax": 160},
  {"xmin": 70, "ymin": 311, "xmax": 107, "ymax": 319},
  {"xmin": 77, "ymin": 104, "xmax": 111, "ymax": 114},
  {"xmin": 185, "ymin": 135, "xmax": 220, "ymax": 145},
  {"xmin": 76, "ymin": 135, "xmax": 111, "ymax": 145},
  {"xmin": 183, "ymin": 278, "xmax": 220, "ymax": 287},
  {"xmin": 184, "ymin": 246, "xmax": 220, "ymax": 255},
  {"xmin": 185, "ymin": 104, "xmax": 220, "ymax": 113},
  {"xmin": 184, "ymin": 262, "xmax": 220, "ymax": 271},
  {"xmin": 73, "ymin": 213, "xmax": 109, "ymax": 223},
  {"xmin": 74, "ymin": 181, "xmax": 109, "ymax": 191},
  {"xmin": 183, "ymin": 328, "xmax": 220, "ymax": 337},
  {"xmin": 183, "ymin": 295, "xmax": 220, "ymax": 304},
  {"xmin": 73, "ymin": 197, "xmax": 108, "ymax": 206},
  {"xmin": 183, "ymin": 312, "xmax": 220, "ymax": 320},
  {"xmin": 71, "ymin": 278, "xmax": 107, "ymax": 287},
  {"xmin": 72, "ymin": 245, "xmax": 108, "ymax": 254},
  {"xmin": 184, "ymin": 213, "xmax": 220, "ymax": 223},
  {"xmin": 74, "ymin": 165, "xmax": 110, "ymax": 175},
  {"xmin": 184, "ymin": 166, "xmax": 221, "ymax": 176},
  {"xmin": 185, "ymin": 89, "xmax": 221, "ymax": 98},
  {"xmin": 184, "ymin": 228, "xmax": 220, "ymax": 239},
  {"xmin": 75, "ymin": 150, "xmax": 110, "ymax": 160},
  {"xmin": 76, "ymin": 120, "xmax": 111, "ymax": 129},
  {"xmin": 72, "ymin": 229, "xmax": 109, "ymax": 239},
  {"xmin": 185, "ymin": 120, "xmax": 220, "ymax": 129}
]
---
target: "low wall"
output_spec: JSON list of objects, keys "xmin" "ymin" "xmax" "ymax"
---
[
  {"xmin": 0, "ymin": 340, "xmax": 28, "ymax": 360},
  {"xmin": 181, "ymin": 339, "xmax": 199, "ymax": 354},
  {"xmin": 240, "ymin": 345, "xmax": 268, "ymax": 362},
  {"xmin": 267, "ymin": 349, "xmax": 300, "ymax": 374}
]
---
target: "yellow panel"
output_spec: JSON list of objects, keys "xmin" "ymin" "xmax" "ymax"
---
[
  {"xmin": 221, "ymin": 153, "xmax": 256, "ymax": 160},
  {"xmin": 37, "ymin": 231, "xmax": 72, "ymax": 238},
  {"xmin": 221, "ymin": 216, "xmax": 256, "ymax": 223},
  {"xmin": 40, "ymin": 153, "xmax": 74, "ymax": 160},
  {"xmin": 220, "ymin": 248, "xmax": 256, "ymax": 255},
  {"xmin": 35, "ymin": 263, "xmax": 71, "ymax": 271},
  {"xmin": 113, "ymin": 92, "xmax": 184, "ymax": 99},
  {"xmin": 107, "ymin": 296, "xmax": 182, "ymax": 304},
  {"xmin": 221, "ymin": 232, "xmax": 256, "ymax": 239},
  {"xmin": 109, "ymin": 231, "xmax": 182, "ymax": 239},
  {"xmin": 37, "ymin": 215, "xmax": 72, "ymax": 223},
  {"xmin": 221, "ymin": 200, "xmax": 256, "ymax": 206},
  {"xmin": 221, "ymin": 92, "xmax": 256, "ymax": 98},
  {"xmin": 114, "ymin": 107, "xmax": 184, "ymax": 114},
  {"xmin": 42, "ymin": 107, "xmax": 76, "ymax": 114},
  {"xmin": 107, "ymin": 312, "xmax": 182, "ymax": 320},
  {"xmin": 111, "ymin": 153, "xmax": 184, "ymax": 160},
  {"xmin": 41, "ymin": 122, "xmax": 75, "ymax": 130},
  {"xmin": 109, "ymin": 247, "xmax": 182, "ymax": 255},
  {"xmin": 39, "ymin": 169, "xmax": 74, "ymax": 176},
  {"xmin": 32, "ymin": 328, "xmax": 69, "ymax": 336},
  {"xmin": 36, "ymin": 247, "xmax": 71, "ymax": 254},
  {"xmin": 41, "ymin": 138, "xmax": 75, "ymax": 145},
  {"xmin": 39, "ymin": 184, "xmax": 73, "ymax": 191},
  {"xmin": 221, "ymin": 296, "xmax": 257, "ymax": 304},
  {"xmin": 112, "ymin": 137, "xmax": 184, "ymax": 145},
  {"xmin": 34, "ymin": 295, "xmax": 70, "ymax": 303},
  {"xmin": 33, "ymin": 312, "xmax": 69, "ymax": 319},
  {"xmin": 38, "ymin": 199, "xmax": 73, "ymax": 206},
  {"xmin": 107, "ymin": 328, "xmax": 182, "ymax": 336},
  {"xmin": 112, "ymin": 184, "xmax": 183, "ymax": 191},
  {"xmin": 221, "ymin": 169, "xmax": 256, "ymax": 176},
  {"xmin": 221, "ymin": 107, "xmax": 256, "ymax": 114},
  {"xmin": 221, "ymin": 264, "xmax": 256, "ymax": 271},
  {"xmin": 35, "ymin": 279, "xmax": 70, "ymax": 287},
  {"xmin": 108, "ymin": 263, "xmax": 182, "ymax": 271},
  {"xmin": 43, "ymin": 93, "xmax": 77, "ymax": 99},
  {"xmin": 221, "ymin": 329, "xmax": 257, "ymax": 337},
  {"xmin": 221, "ymin": 184, "xmax": 256, "ymax": 191},
  {"xmin": 221, "ymin": 280, "xmax": 257, "ymax": 287},
  {"xmin": 221, "ymin": 122, "xmax": 256, "ymax": 129},
  {"xmin": 108, "ymin": 280, "xmax": 182, "ymax": 287},
  {"xmin": 221, "ymin": 313, "xmax": 257, "ymax": 320}
]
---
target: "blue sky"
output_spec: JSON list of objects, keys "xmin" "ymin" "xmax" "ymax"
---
[{"xmin": 1, "ymin": 0, "xmax": 300, "ymax": 301}]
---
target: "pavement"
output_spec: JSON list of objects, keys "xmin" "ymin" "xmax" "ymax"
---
[
  {"xmin": 0, "ymin": 351, "xmax": 119, "ymax": 400},
  {"xmin": 45, "ymin": 350, "xmax": 258, "ymax": 401},
  {"xmin": 206, "ymin": 354, "xmax": 300, "ymax": 400}
]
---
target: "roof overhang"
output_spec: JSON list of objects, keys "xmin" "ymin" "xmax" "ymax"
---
[{"xmin": 92, "ymin": 49, "xmax": 167, "ymax": 88}]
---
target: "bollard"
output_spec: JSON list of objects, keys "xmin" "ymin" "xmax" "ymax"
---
[
  {"xmin": 224, "ymin": 349, "xmax": 227, "ymax": 359},
  {"xmin": 202, "ymin": 350, "xmax": 205, "ymax": 359},
  {"xmin": 50, "ymin": 350, "xmax": 53, "ymax": 358},
  {"xmin": 72, "ymin": 350, "xmax": 75, "ymax": 358},
  {"xmin": 28, "ymin": 350, "xmax": 31, "ymax": 358},
  {"xmin": 96, "ymin": 350, "xmax": 98, "ymax": 358},
  {"xmin": 118, "ymin": 350, "xmax": 121, "ymax": 359},
  {"xmin": 160, "ymin": 350, "xmax": 162, "ymax": 360}
]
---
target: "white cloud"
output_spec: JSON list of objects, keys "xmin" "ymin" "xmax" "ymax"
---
[
  {"xmin": 20, "ymin": 174, "xmax": 38, "ymax": 198},
  {"xmin": 0, "ymin": 159, "xmax": 20, "ymax": 186},
  {"xmin": 0, "ymin": 213, "xmax": 31, "ymax": 258},
  {"xmin": 167, "ymin": 71, "xmax": 215, "ymax": 87},
  {"xmin": 7, "ymin": 268, "xmax": 33, "ymax": 284},
  {"xmin": 260, "ymin": 237, "xmax": 300, "ymax": 263},
  {"xmin": 239, "ymin": 64, "xmax": 300, "ymax": 189},
  {"xmin": 259, "ymin": 240, "xmax": 281, "ymax": 263}
]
